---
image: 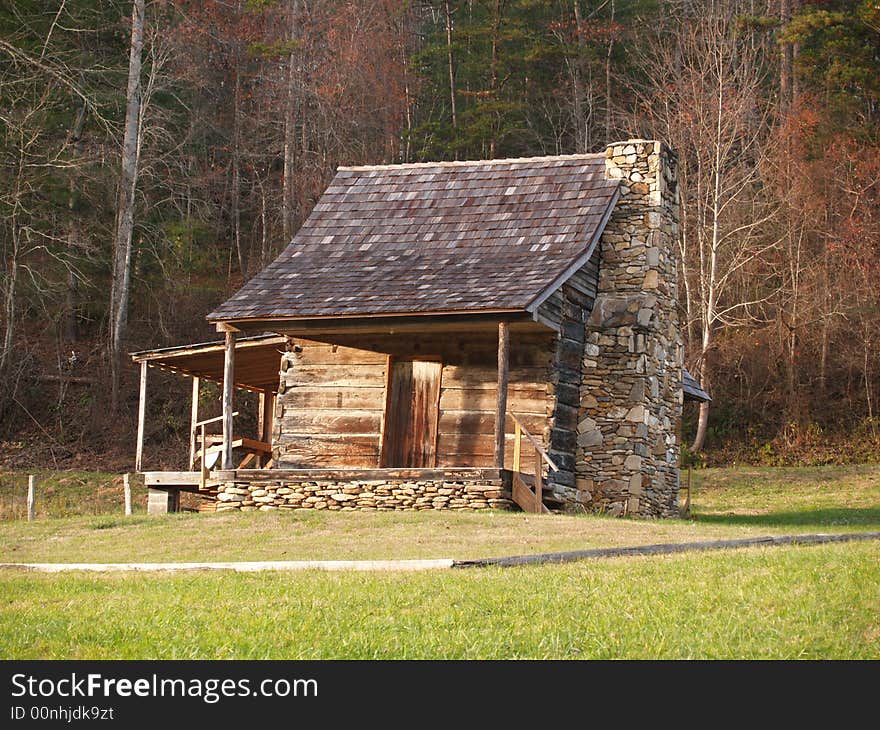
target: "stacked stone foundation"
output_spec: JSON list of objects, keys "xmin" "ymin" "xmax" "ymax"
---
[{"xmin": 213, "ymin": 474, "xmax": 514, "ymax": 512}]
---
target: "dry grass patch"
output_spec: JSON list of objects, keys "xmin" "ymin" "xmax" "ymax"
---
[{"xmin": 0, "ymin": 464, "xmax": 877, "ymax": 563}]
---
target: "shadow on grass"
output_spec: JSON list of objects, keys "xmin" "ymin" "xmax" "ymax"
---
[{"xmin": 692, "ymin": 507, "xmax": 880, "ymax": 528}]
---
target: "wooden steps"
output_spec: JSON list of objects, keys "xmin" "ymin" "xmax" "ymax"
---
[
  {"xmin": 511, "ymin": 472, "xmax": 551, "ymax": 514},
  {"xmin": 511, "ymin": 471, "xmax": 565, "ymax": 513},
  {"xmin": 507, "ymin": 411, "xmax": 561, "ymax": 514}
]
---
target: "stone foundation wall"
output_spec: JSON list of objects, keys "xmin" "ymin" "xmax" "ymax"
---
[
  {"xmin": 214, "ymin": 476, "xmax": 513, "ymax": 512},
  {"xmin": 575, "ymin": 139, "xmax": 683, "ymax": 518}
]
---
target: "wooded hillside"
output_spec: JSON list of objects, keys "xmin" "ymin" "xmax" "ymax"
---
[{"xmin": 1, "ymin": 0, "xmax": 878, "ymax": 467}]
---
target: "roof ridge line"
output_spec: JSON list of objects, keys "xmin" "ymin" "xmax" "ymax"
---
[{"xmin": 337, "ymin": 153, "xmax": 604, "ymax": 172}]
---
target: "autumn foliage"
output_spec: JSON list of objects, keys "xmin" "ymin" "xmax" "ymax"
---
[{"xmin": 0, "ymin": 0, "xmax": 877, "ymax": 466}]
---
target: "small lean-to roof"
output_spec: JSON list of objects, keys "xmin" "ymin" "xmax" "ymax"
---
[
  {"xmin": 130, "ymin": 334, "xmax": 286, "ymax": 393},
  {"xmin": 683, "ymin": 368, "xmax": 711, "ymax": 403},
  {"xmin": 208, "ymin": 154, "xmax": 619, "ymax": 324}
]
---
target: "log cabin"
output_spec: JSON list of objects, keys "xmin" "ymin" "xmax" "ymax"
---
[{"xmin": 131, "ymin": 139, "xmax": 709, "ymax": 518}]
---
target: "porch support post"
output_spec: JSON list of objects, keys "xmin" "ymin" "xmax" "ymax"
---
[
  {"xmin": 188, "ymin": 376, "xmax": 200, "ymax": 470},
  {"xmin": 256, "ymin": 389, "xmax": 272, "ymax": 468},
  {"xmin": 257, "ymin": 390, "xmax": 267, "ymax": 442},
  {"xmin": 267, "ymin": 393, "xmax": 276, "ymax": 443},
  {"xmin": 135, "ymin": 360, "xmax": 147, "ymax": 471},
  {"xmin": 222, "ymin": 330, "xmax": 236, "ymax": 470},
  {"xmin": 258, "ymin": 390, "xmax": 274, "ymax": 442},
  {"xmin": 494, "ymin": 320, "xmax": 510, "ymax": 469}
]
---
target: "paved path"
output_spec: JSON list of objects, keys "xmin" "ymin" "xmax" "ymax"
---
[
  {"xmin": 1, "ymin": 532, "xmax": 877, "ymax": 573},
  {"xmin": 455, "ymin": 531, "xmax": 880, "ymax": 568},
  {"xmin": 0, "ymin": 559, "xmax": 454, "ymax": 573}
]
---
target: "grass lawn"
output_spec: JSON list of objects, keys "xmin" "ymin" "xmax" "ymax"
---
[
  {"xmin": 0, "ymin": 464, "xmax": 878, "ymax": 659},
  {"xmin": 1, "ymin": 542, "xmax": 877, "ymax": 659}
]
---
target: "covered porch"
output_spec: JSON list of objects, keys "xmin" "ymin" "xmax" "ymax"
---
[
  {"xmin": 131, "ymin": 313, "xmax": 562, "ymax": 515},
  {"xmin": 129, "ymin": 334, "xmax": 285, "ymax": 513}
]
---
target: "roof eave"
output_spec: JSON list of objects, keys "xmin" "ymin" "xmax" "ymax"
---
[{"xmin": 209, "ymin": 307, "xmax": 531, "ymax": 330}]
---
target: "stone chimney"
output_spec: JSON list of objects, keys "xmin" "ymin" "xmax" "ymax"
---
[{"xmin": 575, "ymin": 140, "xmax": 683, "ymax": 517}]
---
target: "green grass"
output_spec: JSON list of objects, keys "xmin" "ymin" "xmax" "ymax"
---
[
  {"xmin": 1, "ymin": 542, "xmax": 877, "ymax": 659},
  {"xmin": 689, "ymin": 464, "xmax": 880, "ymax": 527},
  {"xmin": 0, "ymin": 464, "xmax": 878, "ymax": 659}
]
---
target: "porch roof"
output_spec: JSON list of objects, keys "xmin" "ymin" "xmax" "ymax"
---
[{"xmin": 129, "ymin": 334, "xmax": 286, "ymax": 393}]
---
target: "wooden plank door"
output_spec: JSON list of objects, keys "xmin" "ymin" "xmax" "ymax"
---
[{"xmin": 381, "ymin": 358, "xmax": 442, "ymax": 468}]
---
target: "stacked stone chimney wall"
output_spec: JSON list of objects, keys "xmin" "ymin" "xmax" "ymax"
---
[{"xmin": 574, "ymin": 140, "xmax": 683, "ymax": 517}]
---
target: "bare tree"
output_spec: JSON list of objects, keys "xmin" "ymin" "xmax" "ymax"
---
[
  {"xmin": 0, "ymin": 9, "xmax": 109, "ymax": 408},
  {"xmin": 282, "ymin": 0, "xmax": 302, "ymax": 244},
  {"xmin": 631, "ymin": 0, "xmax": 780, "ymax": 451},
  {"xmin": 109, "ymin": 0, "xmax": 145, "ymax": 411}
]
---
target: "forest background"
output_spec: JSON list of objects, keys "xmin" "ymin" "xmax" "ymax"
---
[{"xmin": 1, "ymin": 0, "xmax": 877, "ymax": 470}]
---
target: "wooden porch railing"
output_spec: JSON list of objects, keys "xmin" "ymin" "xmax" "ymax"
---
[
  {"xmin": 191, "ymin": 409, "xmax": 275, "ymax": 491},
  {"xmin": 192, "ymin": 412, "xmax": 237, "ymax": 491},
  {"xmin": 508, "ymin": 411, "xmax": 558, "ymax": 514}
]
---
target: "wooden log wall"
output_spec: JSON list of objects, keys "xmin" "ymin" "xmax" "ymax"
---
[
  {"xmin": 273, "ymin": 332, "xmax": 556, "ymax": 469},
  {"xmin": 542, "ymin": 247, "xmax": 601, "ymax": 494},
  {"xmin": 274, "ymin": 342, "xmax": 387, "ymax": 467},
  {"xmin": 545, "ymin": 281, "xmax": 591, "ymax": 490},
  {"xmin": 435, "ymin": 334, "xmax": 553, "ymax": 468}
]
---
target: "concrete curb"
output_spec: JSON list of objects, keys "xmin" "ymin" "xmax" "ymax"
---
[{"xmin": 452, "ymin": 531, "xmax": 880, "ymax": 568}]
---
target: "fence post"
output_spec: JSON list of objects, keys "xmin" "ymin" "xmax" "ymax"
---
[
  {"xmin": 27, "ymin": 475, "xmax": 36, "ymax": 521},
  {"xmin": 124, "ymin": 473, "xmax": 133, "ymax": 516}
]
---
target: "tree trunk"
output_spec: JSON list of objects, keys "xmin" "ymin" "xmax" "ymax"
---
[
  {"xmin": 604, "ymin": 0, "xmax": 615, "ymax": 142},
  {"xmin": 784, "ymin": 218, "xmax": 802, "ymax": 419},
  {"xmin": 1, "ymin": 131, "xmax": 28, "ymax": 392},
  {"xmin": 64, "ymin": 100, "xmax": 87, "ymax": 344},
  {"xmin": 691, "ymin": 351, "xmax": 711, "ymax": 453},
  {"xmin": 679, "ymin": 191, "xmax": 695, "ymax": 346},
  {"xmin": 259, "ymin": 177, "xmax": 268, "ymax": 268},
  {"xmin": 282, "ymin": 0, "xmax": 300, "ymax": 244},
  {"xmin": 819, "ymin": 242, "xmax": 829, "ymax": 401},
  {"xmin": 444, "ymin": 0, "xmax": 458, "ymax": 136},
  {"xmin": 691, "ymin": 70, "xmax": 726, "ymax": 454},
  {"xmin": 488, "ymin": 0, "xmax": 503, "ymax": 158},
  {"xmin": 779, "ymin": 0, "xmax": 794, "ymax": 111},
  {"xmin": 232, "ymin": 56, "xmax": 245, "ymax": 278},
  {"xmin": 864, "ymin": 335, "xmax": 875, "ymax": 436},
  {"xmin": 570, "ymin": 1, "xmax": 587, "ymax": 152},
  {"xmin": 402, "ymin": 19, "xmax": 413, "ymax": 162},
  {"xmin": 109, "ymin": 0, "xmax": 145, "ymax": 412},
  {"xmin": 1, "ymin": 241, "xmax": 17, "ymax": 379}
]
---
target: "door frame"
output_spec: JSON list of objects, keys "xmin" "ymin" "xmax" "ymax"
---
[{"xmin": 379, "ymin": 355, "xmax": 443, "ymax": 468}]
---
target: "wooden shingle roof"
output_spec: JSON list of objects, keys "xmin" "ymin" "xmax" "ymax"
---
[{"xmin": 208, "ymin": 154, "xmax": 620, "ymax": 324}]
